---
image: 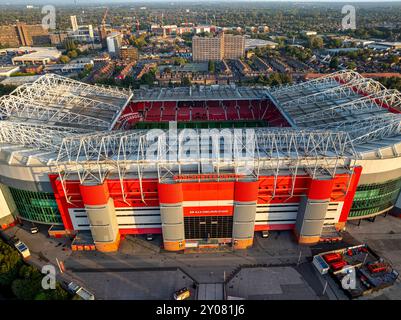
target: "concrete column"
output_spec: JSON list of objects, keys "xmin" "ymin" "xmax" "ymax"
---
[
  {"xmin": 232, "ymin": 180, "xmax": 259, "ymax": 250},
  {"xmin": 158, "ymin": 183, "xmax": 185, "ymax": 251},
  {"xmin": 79, "ymin": 182, "xmax": 120, "ymax": 252},
  {"xmin": 295, "ymin": 178, "xmax": 334, "ymax": 245}
]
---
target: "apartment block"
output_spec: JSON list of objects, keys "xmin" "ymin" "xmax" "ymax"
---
[{"xmin": 192, "ymin": 33, "xmax": 245, "ymax": 62}]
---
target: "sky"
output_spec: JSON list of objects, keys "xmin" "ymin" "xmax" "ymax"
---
[
  {"xmin": 1, "ymin": 0, "xmax": 401, "ymax": 5},
  {"xmin": 1, "ymin": 0, "xmax": 401, "ymax": 3}
]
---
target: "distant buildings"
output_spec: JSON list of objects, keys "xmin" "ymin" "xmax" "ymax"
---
[
  {"xmin": 245, "ymin": 38, "xmax": 278, "ymax": 51},
  {"xmin": 11, "ymin": 47, "xmax": 61, "ymax": 65},
  {"xmin": 69, "ymin": 25, "xmax": 95, "ymax": 43},
  {"xmin": 0, "ymin": 23, "xmax": 50, "ymax": 47},
  {"xmin": 106, "ymin": 32, "xmax": 123, "ymax": 57},
  {"xmin": 192, "ymin": 33, "xmax": 245, "ymax": 62},
  {"xmin": 49, "ymin": 31, "xmax": 68, "ymax": 46},
  {"xmin": 70, "ymin": 15, "xmax": 79, "ymax": 32}
]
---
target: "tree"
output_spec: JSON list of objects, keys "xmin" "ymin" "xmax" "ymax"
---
[
  {"xmin": 329, "ymin": 57, "xmax": 339, "ymax": 69},
  {"xmin": 67, "ymin": 50, "xmax": 78, "ymax": 59},
  {"xmin": 308, "ymin": 36, "xmax": 324, "ymax": 49},
  {"xmin": 173, "ymin": 57, "xmax": 186, "ymax": 66},
  {"xmin": 140, "ymin": 70, "xmax": 156, "ymax": 86},
  {"xmin": 0, "ymin": 84, "xmax": 17, "ymax": 97},
  {"xmin": 129, "ymin": 34, "xmax": 148, "ymax": 49},
  {"xmin": 181, "ymin": 77, "xmax": 192, "ymax": 86},
  {"xmin": 59, "ymin": 55, "xmax": 70, "ymax": 64},
  {"xmin": 390, "ymin": 55, "xmax": 400, "ymax": 65},
  {"xmin": 346, "ymin": 61, "xmax": 357, "ymax": 70},
  {"xmin": 0, "ymin": 241, "xmax": 22, "ymax": 287},
  {"xmin": 208, "ymin": 60, "xmax": 215, "ymax": 73}
]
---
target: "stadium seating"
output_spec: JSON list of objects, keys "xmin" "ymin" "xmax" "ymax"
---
[{"xmin": 118, "ymin": 99, "xmax": 290, "ymax": 128}]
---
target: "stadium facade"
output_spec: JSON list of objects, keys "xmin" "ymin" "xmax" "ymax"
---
[{"xmin": 0, "ymin": 71, "xmax": 401, "ymax": 252}]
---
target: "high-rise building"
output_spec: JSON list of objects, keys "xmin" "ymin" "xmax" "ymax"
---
[
  {"xmin": 70, "ymin": 15, "xmax": 79, "ymax": 32},
  {"xmin": 106, "ymin": 32, "xmax": 123, "ymax": 57},
  {"xmin": 120, "ymin": 46, "xmax": 139, "ymax": 62},
  {"xmin": 0, "ymin": 25, "xmax": 20, "ymax": 47},
  {"xmin": 223, "ymin": 34, "xmax": 245, "ymax": 60},
  {"xmin": 192, "ymin": 33, "xmax": 245, "ymax": 62},
  {"xmin": 0, "ymin": 23, "xmax": 51, "ymax": 47},
  {"xmin": 192, "ymin": 35, "xmax": 223, "ymax": 62},
  {"xmin": 68, "ymin": 25, "xmax": 95, "ymax": 43}
]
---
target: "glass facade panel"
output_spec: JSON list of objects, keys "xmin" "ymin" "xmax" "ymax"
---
[
  {"xmin": 349, "ymin": 178, "xmax": 401, "ymax": 218},
  {"xmin": 9, "ymin": 187, "xmax": 62, "ymax": 224}
]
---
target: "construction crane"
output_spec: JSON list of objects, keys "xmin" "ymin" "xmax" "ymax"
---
[
  {"xmin": 136, "ymin": 19, "xmax": 140, "ymax": 32},
  {"xmin": 101, "ymin": 7, "xmax": 109, "ymax": 27},
  {"xmin": 100, "ymin": 7, "xmax": 109, "ymax": 47}
]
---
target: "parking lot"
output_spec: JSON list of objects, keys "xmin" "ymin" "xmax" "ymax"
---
[
  {"xmin": 226, "ymin": 266, "xmax": 320, "ymax": 300},
  {"xmin": 72, "ymin": 269, "xmax": 196, "ymax": 300},
  {"xmin": 2, "ymin": 215, "xmax": 401, "ymax": 300}
]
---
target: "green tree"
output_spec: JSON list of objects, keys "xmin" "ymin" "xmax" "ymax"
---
[
  {"xmin": 0, "ymin": 84, "xmax": 17, "ymax": 97},
  {"xmin": 59, "ymin": 55, "xmax": 70, "ymax": 64},
  {"xmin": 208, "ymin": 60, "xmax": 215, "ymax": 73},
  {"xmin": 67, "ymin": 50, "xmax": 78, "ymax": 59},
  {"xmin": 173, "ymin": 57, "xmax": 186, "ymax": 66},
  {"xmin": 0, "ymin": 241, "xmax": 22, "ymax": 287},
  {"xmin": 140, "ymin": 70, "xmax": 156, "ymax": 86},
  {"xmin": 181, "ymin": 77, "xmax": 192, "ymax": 86},
  {"xmin": 308, "ymin": 36, "xmax": 324, "ymax": 49},
  {"xmin": 329, "ymin": 57, "xmax": 339, "ymax": 69}
]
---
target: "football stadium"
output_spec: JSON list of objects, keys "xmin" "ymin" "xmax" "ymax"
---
[{"xmin": 0, "ymin": 70, "xmax": 401, "ymax": 252}]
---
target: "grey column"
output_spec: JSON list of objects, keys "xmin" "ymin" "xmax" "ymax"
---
[{"xmin": 295, "ymin": 196, "xmax": 329, "ymax": 244}]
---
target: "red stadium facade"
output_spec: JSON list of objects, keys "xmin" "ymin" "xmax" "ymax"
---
[{"xmin": 49, "ymin": 168, "xmax": 362, "ymax": 252}]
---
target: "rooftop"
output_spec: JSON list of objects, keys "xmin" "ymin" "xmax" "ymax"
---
[
  {"xmin": 11, "ymin": 47, "xmax": 61, "ymax": 62},
  {"xmin": 0, "ymin": 73, "xmax": 132, "ymax": 132}
]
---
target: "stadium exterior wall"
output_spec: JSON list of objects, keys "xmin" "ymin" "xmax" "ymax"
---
[{"xmin": 1, "ymin": 150, "xmax": 401, "ymax": 251}]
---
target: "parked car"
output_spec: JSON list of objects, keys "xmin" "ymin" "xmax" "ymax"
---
[
  {"xmin": 30, "ymin": 226, "xmax": 39, "ymax": 234},
  {"xmin": 14, "ymin": 240, "xmax": 31, "ymax": 259},
  {"xmin": 68, "ymin": 282, "xmax": 95, "ymax": 300},
  {"xmin": 173, "ymin": 287, "xmax": 191, "ymax": 300}
]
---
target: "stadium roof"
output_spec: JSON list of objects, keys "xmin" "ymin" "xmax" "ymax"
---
[
  {"xmin": 0, "ymin": 71, "xmax": 400, "ymax": 189},
  {"xmin": 0, "ymin": 73, "xmax": 132, "ymax": 132},
  {"xmin": 132, "ymin": 85, "xmax": 269, "ymax": 101}
]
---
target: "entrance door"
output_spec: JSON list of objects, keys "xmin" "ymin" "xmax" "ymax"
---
[{"xmin": 184, "ymin": 216, "xmax": 233, "ymax": 239}]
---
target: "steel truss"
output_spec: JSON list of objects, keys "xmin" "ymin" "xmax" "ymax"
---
[
  {"xmin": 26, "ymin": 73, "xmax": 131, "ymax": 99},
  {"xmin": 328, "ymin": 113, "xmax": 401, "ymax": 145},
  {"xmin": 269, "ymin": 70, "xmax": 364, "ymax": 97},
  {"xmin": 0, "ymin": 121, "xmax": 82, "ymax": 153},
  {"xmin": 0, "ymin": 95, "xmax": 111, "ymax": 130},
  {"xmin": 275, "ymin": 77, "xmax": 384, "ymax": 111},
  {"xmin": 293, "ymin": 91, "xmax": 393, "ymax": 126}
]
